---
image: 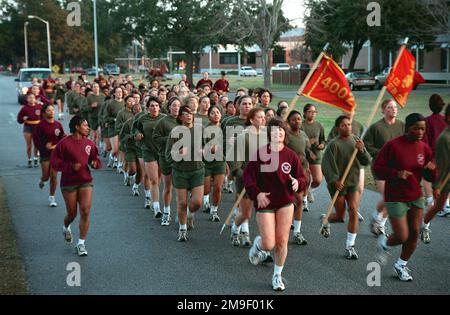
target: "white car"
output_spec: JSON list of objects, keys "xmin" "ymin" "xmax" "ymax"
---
[
  {"xmin": 240, "ymin": 66, "xmax": 257, "ymax": 77},
  {"xmin": 271, "ymin": 63, "xmax": 291, "ymax": 75},
  {"xmin": 15, "ymin": 68, "xmax": 51, "ymax": 103}
]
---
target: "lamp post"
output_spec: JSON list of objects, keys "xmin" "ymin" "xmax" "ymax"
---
[
  {"xmin": 28, "ymin": 15, "xmax": 52, "ymax": 70},
  {"xmin": 93, "ymin": 0, "xmax": 99, "ymax": 77},
  {"xmin": 24, "ymin": 21, "xmax": 29, "ymax": 68}
]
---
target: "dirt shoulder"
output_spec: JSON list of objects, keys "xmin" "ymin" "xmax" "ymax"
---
[{"xmin": 0, "ymin": 181, "xmax": 29, "ymax": 295}]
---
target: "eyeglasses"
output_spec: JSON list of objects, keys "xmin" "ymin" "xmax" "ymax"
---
[{"xmin": 306, "ymin": 110, "xmax": 318, "ymax": 114}]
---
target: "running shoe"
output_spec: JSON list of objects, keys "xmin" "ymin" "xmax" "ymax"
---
[
  {"xmin": 210, "ymin": 211, "xmax": 220, "ymax": 222},
  {"xmin": 203, "ymin": 203, "xmax": 211, "ymax": 213},
  {"xmin": 307, "ymin": 191, "xmax": 315, "ymax": 204},
  {"xmin": 112, "ymin": 159, "xmax": 118, "ymax": 169},
  {"xmin": 369, "ymin": 217, "xmax": 385, "ymax": 236},
  {"xmin": 76, "ymin": 244, "xmax": 88, "ymax": 257},
  {"xmin": 239, "ymin": 232, "xmax": 252, "ymax": 247},
  {"xmin": 33, "ymin": 158, "xmax": 39, "ymax": 167},
  {"xmin": 39, "ymin": 181, "xmax": 45, "ymax": 190},
  {"xmin": 345, "ymin": 247, "xmax": 359, "ymax": 260},
  {"xmin": 63, "ymin": 227, "xmax": 73, "ymax": 244},
  {"xmin": 394, "ymin": 263, "xmax": 413, "ymax": 282},
  {"xmin": 319, "ymin": 214, "xmax": 330, "ymax": 238},
  {"xmin": 107, "ymin": 155, "xmax": 114, "ymax": 168},
  {"xmin": 357, "ymin": 212, "xmax": 365, "ymax": 222},
  {"xmin": 248, "ymin": 236, "xmax": 266, "ymax": 266},
  {"xmin": 420, "ymin": 227, "xmax": 431, "ymax": 244},
  {"xmin": 231, "ymin": 226, "xmax": 240, "ymax": 247},
  {"xmin": 161, "ymin": 213, "xmax": 171, "ymax": 226},
  {"xmin": 132, "ymin": 185, "xmax": 140, "ymax": 196},
  {"xmin": 303, "ymin": 199, "xmax": 309, "ymax": 212},
  {"xmin": 154, "ymin": 208, "xmax": 163, "ymax": 219},
  {"xmin": 28, "ymin": 159, "xmax": 33, "ymax": 168},
  {"xmin": 437, "ymin": 207, "xmax": 450, "ymax": 217},
  {"xmin": 144, "ymin": 198, "xmax": 151, "ymax": 210},
  {"xmin": 272, "ymin": 274, "xmax": 286, "ymax": 292},
  {"xmin": 375, "ymin": 234, "xmax": 391, "ymax": 266},
  {"xmin": 227, "ymin": 183, "xmax": 234, "ymax": 194},
  {"xmin": 177, "ymin": 230, "xmax": 188, "ymax": 242},
  {"xmin": 293, "ymin": 232, "xmax": 308, "ymax": 245},
  {"xmin": 48, "ymin": 196, "xmax": 58, "ymax": 208}
]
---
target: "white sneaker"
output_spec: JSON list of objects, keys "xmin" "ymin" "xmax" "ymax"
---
[
  {"xmin": 161, "ymin": 213, "xmax": 171, "ymax": 226},
  {"xmin": 319, "ymin": 214, "xmax": 330, "ymax": 238},
  {"xmin": 420, "ymin": 227, "xmax": 431, "ymax": 244},
  {"xmin": 375, "ymin": 234, "xmax": 391, "ymax": 266},
  {"xmin": 272, "ymin": 274, "xmax": 286, "ymax": 291},
  {"xmin": 210, "ymin": 211, "xmax": 220, "ymax": 222},
  {"xmin": 307, "ymin": 190, "xmax": 315, "ymax": 204},
  {"xmin": 48, "ymin": 196, "xmax": 57, "ymax": 207},
  {"xmin": 144, "ymin": 198, "xmax": 152, "ymax": 209},
  {"xmin": 369, "ymin": 217, "xmax": 385, "ymax": 236},
  {"xmin": 437, "ymin": 207, "xmax": 450, "ymax": 217},
  {"xmin": 394, "ymin": 263, "xmax": 413, "ymax": 282},
  {"xmin": 132, "ymin": 185, "xmax": 140, "ymax": 196},
  {"xmin": 357, "ymin": 212, "xmax": 365, "ymax": 222},
  {"xmin": 76, "ymin": 244, "xmax": 88, "ymax": 257},
  {"xmin": 63, "ymin": 227, "xmax": 73, "ymax": 244},
  {"xmin": 248, "ymin": 236, "xmax": 266, "ymax": 266}
]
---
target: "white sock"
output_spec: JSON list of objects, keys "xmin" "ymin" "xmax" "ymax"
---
[
  {"xmin": 426, "ymin": 196, "xmax": 434, "ymax": 206},
  {"xmin": 133, "ymin": 183, "xmax": 139, "ymax": 190},
  {"xmin": 232, "ymin": 223, "xmax": 241, "ymax": 234},
  {"xmin": 145, "ymin": 190, "xmax": 151, "ymax": 198},
  {"xmin": 293, "ymin": 220, "xmax": 302, "ymax": 234},
  {"xmin": 203, "ymin": 195, "xmax": 210, "ymax": 205},
  {"xmin": 396, "ymin": 258, "xmax": 408, "ymax": 267},
  {"xmin": 164, "ymin": 206, "xmax": 170, "ymax": 215},
  {"xmin": 153, "ymin": 202, "xmax": 160, "ymax": 211},
  {"xmin": 229, "ymin": 180, "xmax": 234, "ymax": 187},
  {"xmin": 179, "ymin": 224, "xmax": 187, "ymax": 231},
  {"xmin": 380, "ymin": 217, "xmax": 388, "ymax": 226},
  {"xmin": 346, "ymin": 233, "xmax": 357, "ymax": 249},
  {"xmin": 374, "ymin": 211, "xmax": 384, "ymax": 222},
  {"xmin": 241, "ymin": 221, "xmax": 250, "ymax": 234},
  {"xmin": 77, "ymin": 239, "xmax": 85, "ymax": 246},
  {"xmin": 255, "ymin": 235, "xmax": 262, "ymax": 250},
  {"xmin": 210, "ymin": 205, "xmax": 218, "ymax": 213},
  {"xmin": 274, "ymin": 265, "xmax": 284, "ymax": 276},
  {"xmin": 423, "ymin": 221, "xmax": 430, "ymax": 229}
]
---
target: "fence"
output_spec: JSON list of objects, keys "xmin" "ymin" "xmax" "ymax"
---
[{"xmin": 272, "ymin": 69, "xmax": 309, "ymax": 86}]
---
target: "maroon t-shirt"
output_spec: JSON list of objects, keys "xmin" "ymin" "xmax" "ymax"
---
[
  {"xmin": 51, "ymin": 136, "xmax": 102, "ymax": 187},
  {"xmin": 196, "ymin": 79, "xmax": 213, "ymax": 90},
  {"xmin": 213, "ymin": 79, "xmax": 230, "ymax": 93},
  {"xmin": 424, "ymin": 114, "xmax": 446, "ymax": 157},
  {"xmin": 17, "ymin": 104, "xmax": 43, "ymax": 125},
  {"xmin": 244, "ymin": 145, "xmax": 307, "ymax": 211},
  {"xmin": 373, "ymin": 135, "xmax": 436, "ymax": 202},
  {"xmin": 32, "ymin": 120, "xmax": 65, "ymax": 159}
]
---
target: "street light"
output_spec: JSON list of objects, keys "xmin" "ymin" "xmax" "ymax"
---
[
  {"xmin": 93, "ymin": 0, "xmax": 99, "ymax": 77},
  {"xmin": 28, "ymin": 15, "xmax": 52, "ymax": 70},
  {"xmin": 24, "ymin": 21, "xmax": 29, "ymax": 68}
]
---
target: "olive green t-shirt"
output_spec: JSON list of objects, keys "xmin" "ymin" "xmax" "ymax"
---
[
  {"xmin": 137, "ymin": 113, "xmax": 166, "ymax": 155},
  {"xmin": 328, "ymin": 120, "xmax": 365, "ymax": 142},
  {"xmin": 153, "ymin": 115, "xmax": 179, "ymax": 157},
  {"xmin": 166, "ymin": 125, "xmax": 204, "ymax": 172},
  {"xmin": 434, "ymin": 127, "xmax": 450, "ymax": 192},
  {"xmin": 364, "ymin": 118, "xmax": 405, "ymax": 160}
]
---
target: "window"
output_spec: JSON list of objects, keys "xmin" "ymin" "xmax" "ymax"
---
[
  {"xmin": 219, "ymin": 53, "xmax": 238, "ymax": 65},
  {"xmin": 441, "ymin": 48, "xmax": 448, "ymax": 71},
  {"xmin": 247, "ymin": 52, "xmax": 256, "ymax": 64}
]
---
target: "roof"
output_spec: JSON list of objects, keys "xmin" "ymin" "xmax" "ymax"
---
[
  {"xmin": 280, "ymin": 28, "xmax": 305, "ymax": 40},
  {"xmin": 19, "ymin": 68, "xmax": 51, "ymax": 72}
]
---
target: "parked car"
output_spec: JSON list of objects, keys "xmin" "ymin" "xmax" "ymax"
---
[
  {"xmin": 345, "ymin": 72, "xmax": 376, "ymax": 91},
  {"xmin": 239, "ymin": 66, "xmax": 258, "ymax": 77},
  {"xmin": 85, "ymin": 67, "xmax": 103, "ymax": 76},
  {"xmin": 104, "ymin": 64, "xmax": 121, "ymax": 75},
  {"xmin": 70, "ymin": 67, "xmax": 86, "ymax": 74},
  {"xmin": 375, "ymin": 67, "xmax": 392, "ymax": 89},
  {"xmin": 271, "ymin": 63, "xmax": 291, "ymax": 74},
  {"xmin": 294, "ymin": 63, "xmax": 311, "ymax": 70},
  {"xmin": 15, "ymin": 68, "xmax": 51, "ymax": 103}
]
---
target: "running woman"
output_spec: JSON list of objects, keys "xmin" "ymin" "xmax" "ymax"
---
[
  {"xmin": 17, "ymin": 93, "xmax": 42, "ymax": 167},
  {"xmin": 196, "ymin": 96, "xmax": 211, "ymax": 127},
  {"xmin": 33, "ymin": 104, "xmax": 65, "ymax": 207},
  {"xmin": 51, "ymin": 115, "xmax": 102, "ymax": 257},
  {"xmin": 53, "ymin": 78, "xmax": 67, "ymax": 120},
  {"xmin": 228, "ymin": 108, "xmax": 267, "ymax": 247},
  {"xmin": 364, "ymin": 100, "xmax": 405, "ymax": 236},
  {"xmin": 302, "ymin": 104, "xmax": 326, "ymax": 208},
  {"xmin": 166, "ymin": 106, "xmax": 205, "ymax": 241},
  {"xmin": 322, "ymin": 116, "xmax": 371, "ymax": 259},
  {"xmin": 103, "ymin": 87, "xmax": 125, "ymax": 169},
  {"xmin": 86, "ymin": 83, "xmax": 106, "ymax": 146},
  {"xmin": 244, "ymin": 119, "xmax": 307, "ymax": 291},
  {"xmin": 374, "ymin": 114, "xmax": 436, "ymax": 281},
  {"xmin": 286, "ymin": 110, "xmax": 312, "ymax": 245},
  {"xmin": 421, "ymin": 104, "xmax": 450, "ymax": 243},
  {"xmin": 153, "ymin": 97, "xmax": 182, "ymax": 226},
  {"xmin": 135, "ymin": 97, "xmax": 166, "ymax": 214},
  {"xmin": 203, "ymin": 105, "xmax": 226, "ymax": 222},
  {"xmin": 258, "ymin": 89, "xmax": 273, "ymax": 109}
]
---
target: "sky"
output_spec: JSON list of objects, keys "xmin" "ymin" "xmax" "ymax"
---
[{"xmin": 282, "ymin": 0, "xmax": 306, "ymax": 27}]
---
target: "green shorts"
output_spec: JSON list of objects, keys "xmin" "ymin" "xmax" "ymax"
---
[
  {"xmin": 119, "ymin": 142, "xmax": 126, "ymax": 153},
  {"xmin": 172, "ymin": 168, "xmax": 205, "ymax": 190},
  {"xmin": 258, "ymin": 203, "xmax": 294, "ymax": 213},
  {"xmin": 40, "ymin": 156, "xmax": 50, "ymax": 163},
  {"xmin": 385, "ymin": 198, "xmax": 426, "ymax": 219},
  {"xmin": 125, "ymin": 150, "xmax": 138, "ymax": 163},
  {"xmin": 307, "ymin": 151, "xmax": 323, "ymax": 166},
  {"xmin": 108, "ymin": 127, "xmax": 117, "ymax": 138},
  {"xmin": 88, "ymin": 117, "xmax": 99, "ymax": 130},
  {"xmin": 327, "ymin": 184, "xmax": 360, "ymax": 197},
  {"xmin": 136, "ymin": 147, "xmax": 143, "ymax": 159},
  {"xmin": 159, "ymin": 155, "xmax": 172, "ymax": 176},
  {"xmin": 143, "ymin": 149, "xmax": 158, "ymax": 163},
  {"xmin": 204, "ymin": 163, "xmax": 226, "ymax": 177},
  {"xmin": 61, "ymin": 183, "xmax": 93, "ymax": 193}
]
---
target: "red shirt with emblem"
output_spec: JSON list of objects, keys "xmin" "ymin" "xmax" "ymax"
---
[
  {"xmin": 243, "ymin": 145, "xmax": 307, "ymax": 211},
  {"xmin": 32, "ymin": 120, "xmax": 66, "ymax": 159},
  {"xmin": 17, "ymin": 104, "xmax": 43, "ymax": 125},
  {"xmin": 51, "ymin": 136, "xmax": 102, "ymax": 187},
  {"xmin": 373, "ymin": 135, "xmax": 436, "ymax": 202}
]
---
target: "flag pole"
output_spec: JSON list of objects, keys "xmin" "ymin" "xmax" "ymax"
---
[
  {"xmin": 220, "ymin": 43, "xmax": 330, "ymax": 235},
  {"xmin": 320, "ymin": 38, "xmax": 409, "ymax": 236}
]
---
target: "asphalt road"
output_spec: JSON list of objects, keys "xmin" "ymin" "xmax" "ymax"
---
[{"xmin": 0, "ymin": 75, "xmax": 448, "ymax": 295}]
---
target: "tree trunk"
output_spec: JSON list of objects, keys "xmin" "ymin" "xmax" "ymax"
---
[
  {"xmin": 261, "ymin": 47, "xmax": 271, "ymax": 89},
  {"xmin": 348, "ymin": 40, "xmax": 365, "ymax": 72},
  {"xmin": 185, "ymin": 49, "xmax": 194, "ymax": 87}
]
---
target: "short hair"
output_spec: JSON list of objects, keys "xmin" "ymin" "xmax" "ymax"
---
[
  {"xmin": 335, "ymin": 115, "xmax": 351, "ymax": 128},
  {"xmin": 208, "ymin": 105, "xmax": 222, "ymax": 117},
  {"xmin": 69, "ymin": 115, "xmax": 87, "ymax": 133},
  {"xmin": 168, "ymin": 96, "xmax": 182, "ymax": 109},
  {"xmin": 41, "ymin": 103, "xmax": 53, "ymax": 114},
  {"xmin": 146, "ymin": 96, "xmax": 160, "ymax": 107},
  {"xmin": 176, "ymin": 105, "xmax": 193, "ymax": 124},
  {"xmin": 124, "ymin": 95, "xmax": 135, "ymax": 104},
  {"xmin": 245, "ymin": 107, "xmax": 265, "ymax": 126},
  {"xmin": 381, "ymin": 99, "xmax": 395, "ymax": 111},
  {"xmin": 258, "ymin": 89, "xmax": 273, "ymax": 101},
  {"xmin": 303, "ymin": 103, "xmax": 315, "ymax": 114},
  {"xmin": 287, "ymin": 110, "xmax": 302, "ymax": 122},
  {"xmin": 429, "ymin": 94, "xmax": 445, "ymax": 114}
]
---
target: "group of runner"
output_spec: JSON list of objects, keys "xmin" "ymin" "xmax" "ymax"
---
[{"xmin": 16, "ymin": 71, "xmax": 449, "ymax": 291}]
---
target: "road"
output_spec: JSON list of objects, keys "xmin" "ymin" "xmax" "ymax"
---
[{"xmin": 0, "ymin": 75, "xmax": 448, "ymax": 295}]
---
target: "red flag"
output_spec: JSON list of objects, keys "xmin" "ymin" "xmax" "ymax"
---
[
  {"xmin": 385, "ymin": 49, "xmax": 418, "ymax": 107},
  {"xmin": 413, "ymin": 71, "xmax": 426, "ymax": 89},
  {"xmin": 302, "ymin": 55, "xmax": 356, "ymax": 113}
]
